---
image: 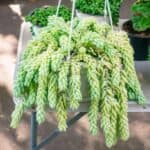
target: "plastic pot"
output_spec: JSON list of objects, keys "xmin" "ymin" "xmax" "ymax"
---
[
  {"xmin": 128, "ymin": 35, "xmax": 150, "ymax": 60},
  {"xmin": 122, "ymin": 20, "xmax": 150, "ymax": 60}
]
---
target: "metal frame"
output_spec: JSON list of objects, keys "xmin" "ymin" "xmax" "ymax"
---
[{"xmin": 30, "ymin": 111, "xmax": 86, "ymax": 150}]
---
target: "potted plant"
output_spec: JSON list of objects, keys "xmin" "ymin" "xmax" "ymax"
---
[
  {"xmin": 11, "ymin": 16, "xmax": 145, "ymax": 148},
  {"xmin": 76, "ymin": 0, "xmax": 123, "ymax": 25},
  {"xmin": 25, "ymin": 5, "xmax": 71, "ymax": 35},
  {"xmin": 122, "ymin": 0, "xmax": 150, "ymax": 60}
]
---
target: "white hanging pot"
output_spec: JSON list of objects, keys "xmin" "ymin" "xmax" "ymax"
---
[{"xmin": 76, "ymin": 10, "xmax": 109, "ymax": 24}]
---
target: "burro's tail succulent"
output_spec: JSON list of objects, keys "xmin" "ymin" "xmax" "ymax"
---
[{"xmin": 11, "ymin": 16, "xmax": 145, "ymax": 147}]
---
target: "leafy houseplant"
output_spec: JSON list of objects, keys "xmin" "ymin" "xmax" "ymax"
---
[
  {"xmin": 131, "ymin": 0, "xmax": 150, "ymax": 32},
  {"xmin": 25, "ymin": 5, "xmax": 71, "ymax": 35},
  {"xmin": 76, "ymin": 0, "xmax": 123, "ymax": 25},
  {"xmin": 123, "ymin": 0, "xmax": 150, "ymax": 60},
  {"xmin": 11, "ymin": 16, "xmax": 145, "ymax": 148}
]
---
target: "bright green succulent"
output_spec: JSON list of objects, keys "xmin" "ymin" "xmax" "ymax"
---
[{"xmin": 11, "ymin": 16, "xmax": 145, "ymax": 148}]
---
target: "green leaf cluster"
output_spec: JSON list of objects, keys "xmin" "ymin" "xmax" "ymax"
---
[
  {"xmin": 25, "ymin": 5, "xmax": 71, "ymax": 27},
  {"xmin": 131, "ymin": 0, "xmax": 150, "ymax": 31},
  {"xmin": 11, "ymin": 16, "xmax": 145, "ymax": 148},
  {"xmin": 76, "ymin": 0, "xmax": 123, "ymax": 25}
]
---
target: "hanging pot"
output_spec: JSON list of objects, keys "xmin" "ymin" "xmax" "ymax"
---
[
  {"xmin": 129, "ymin": 35, "xmax": 150, "ymax": 60},
  {"xmin": 122, "ymin": 20, "xmax": 150, "ymax": 60}
]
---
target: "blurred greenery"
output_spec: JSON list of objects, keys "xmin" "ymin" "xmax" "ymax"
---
[
  {"xmin": 76, "ymin": 0, "xmax": 123, "ymax": 25},
  {"xmin": 25, "ymin": 5, "xmax": 71, "ymax": 27},
  {"xmin": 131, "ymin": 0, "xmax": 150, "ymax": 31}
]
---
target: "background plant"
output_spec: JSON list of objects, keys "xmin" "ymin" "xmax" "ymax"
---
[
  {"xmin": 25, "ymin": 5, "xmax": 71, "ymax": 27},
  {"xmin": 131, "ymin": 0, "xmax": 150, "ymax": 31},
  {"xmin": 11, "ymin": 16, "xmax": 145, "ymax": 148},
  {"xmin": 76, "ymin": 0, "xmax": 123, "ymax": 25}
]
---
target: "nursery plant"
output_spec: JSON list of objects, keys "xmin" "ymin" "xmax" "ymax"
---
[
  {"xmin": 25, "ymin": 5, "xmax": 71, "ymax": 27},
  {"xmin": 122, "ymin": 0, "xmax": 150, "ymax": 60},
  {"xmin": 11, "ymin": 16, "xmax": 145, "ymax": 148},
  {"xmin": 76, "ymin": 0, "xmax": 123, "ymax": 25},
  {"xmin": 131, "ymin": 0, "xmax": 150, "ymax": 32}
]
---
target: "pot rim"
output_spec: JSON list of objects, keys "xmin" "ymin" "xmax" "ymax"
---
[
  {"xmin": 122, "ymin": 20, "xmax": 150, "ymax": 39},
  {"xmin": 76, "ymin": 9, "xmax": 105, "ymax": 18}
]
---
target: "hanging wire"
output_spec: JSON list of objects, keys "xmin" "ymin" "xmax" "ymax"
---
[
  {"xmin": 55, "ymin": 0, "xmax": 75, "ymax": 60},
  {"xmin": 104, "ymin": 0, "xmax": 113, "ymax": 30},
  {"xmin": 56, "ymin": 0, "xmax": 62, "ymax": 16},
  {"xmin": 67, "ymin": 0, "xmax": 76, "ymax": 60},
  {"xmin": 104, "ymin": 0, "xmax": 107, "ymax": 21},
  {"xmin": 106, "ymin": 0, "xmax": 113, "ymax": 30}
]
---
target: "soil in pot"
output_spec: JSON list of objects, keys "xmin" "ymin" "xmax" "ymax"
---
[{"xmin": 122, "ymin": 20, "xmax": 150, "ymax": 60}]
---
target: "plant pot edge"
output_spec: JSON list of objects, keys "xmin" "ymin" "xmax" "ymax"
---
[
  {"xmin": 76, "ymin": 9, "xmax": 109, "ymax": 24},
  {"xmin": 122, "ymin": 20, "xmax": 150, "ymax": 39}
]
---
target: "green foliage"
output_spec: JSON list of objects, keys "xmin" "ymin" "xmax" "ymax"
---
[
  {"xmin": 56, "ymin": 93, "xmax": 68, "ymax": 131},
  {"xmin": 58, "ymin": 62, "xmax": 70, "ymax": 92},
  {"xmin": 87, "ymin": 58, "xmax": 100, "ymax": 135},
  {"xmin": 48, "ymin": 73, "xmax": 58, "ymax": 108},
  {"xmin": 76, "ymin": 0, "xmax": 105, "ymax": 15},
  {"xmin": 12, "ymin": 16, "xmax": 145, "ymax": 147},
  {"xmin": 117, "ymin": 82, "xmax": 129, "ymax": 141},
  {"xmin": 10, "ymin": 103, "xmax": 24, "ymax": 128},
  {"xmin": 76, "ymin": 0, "xmax": 123, "ymax": 25},
  {"xmin": 107, "ymin": 30, "xmax": 146, "ymax": 105},
  {"xmin": 69, "ymin": 61, "xmax": 82, "ymax": 109},
  {"xmin": 36, "ymin": 57, "xmax": 50, "ymax": 124},
  {"xmin": 131, "ymin": 0, "xmax": 150, "ymax": 31},
  {"xmin": 25, "ymin": 5, "xmax": 71, "ymax": 27}
]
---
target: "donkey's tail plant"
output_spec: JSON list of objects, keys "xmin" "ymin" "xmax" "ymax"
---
[{"xmin": 11, "ymin": 16, "xmax": 145, "ymax": 147}]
